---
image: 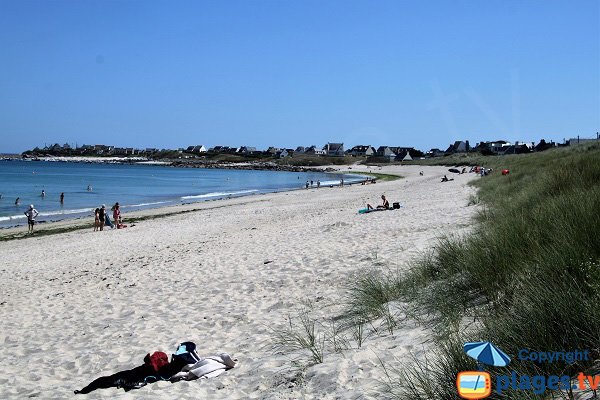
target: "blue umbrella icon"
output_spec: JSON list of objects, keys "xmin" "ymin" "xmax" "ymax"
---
[{"xmin": 464, "ymin": 342, "xmax": 511, "ymax": 367}]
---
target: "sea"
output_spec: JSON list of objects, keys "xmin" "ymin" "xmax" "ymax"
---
[{"xmin": 0, "ymin": 160, "xmax": 362, "ymax": 227}]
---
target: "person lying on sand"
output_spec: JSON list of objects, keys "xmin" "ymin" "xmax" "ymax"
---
[
  {"xmin": 74, "ymin": 342, "xmax": 236, "ymax": 394},
  {"xmin": 367, "ymin": 194, "xmax": 389, "ymax": 210},
  {"xmin": 441, "ymin": 175, "xmax": 454, "ymax": 182}
]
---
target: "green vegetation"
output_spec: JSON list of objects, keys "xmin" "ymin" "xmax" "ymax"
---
[
  {"xmin": 345, "ymin": 142, "xmax": 600, "ymax": 399},
  {"xmin": 344, "ymin": 172, "xmax": 403, "ymax": 182},
  {"xmin": 277, "ymin": 154, "xmax": 359, "ymax": 166}
]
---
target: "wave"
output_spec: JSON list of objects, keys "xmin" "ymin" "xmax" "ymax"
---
[
  {"xmin": 124, "ymin": 201, "xmax": 171, "ymax": 208},
  {"xmin": 0, "ymin": 207, "xmax": 95, "ymax": 222},
  {"xmin": 181, "ymin": 189, "xmax": 258, "ymax": 200}
]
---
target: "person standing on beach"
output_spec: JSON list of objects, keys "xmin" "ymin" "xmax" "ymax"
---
[
  {"xmin": 112, "ymin": 203, "xmax": 121, "ymax": 228},
  {"xmin": 98, "ymin": 205, "xmax": 105, "ymax": 231},
  {"xmin": 93, "ymin": 208, "xmax": 100, "ymax": 231},
  {"xmin": 317, "ymin": 180, "xmax": 320, "ymax": 189},
  {"xmin": 305, "ymin": 181, "xmax": 309, "ymax": 189},
  {"xmin": 60, "ymin": 192, "xmax": 64, "ymax": 204},
  {"xmin": 24, "ymin": 204, "xmax": 39, "ymax": 233}
]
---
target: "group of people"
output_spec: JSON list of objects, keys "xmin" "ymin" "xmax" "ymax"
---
[
  {"xmin": 305, "ymin": 180, "xmax": 321, "ymax": 189},
  {"xmin": 470, "ymin": 166, "xmax": 492, "ymax": 176},
  {"xmin": 14, "ymin": 191, "xmax": 65, "ymax": 206},
  {"xmin": 94, "ymin": 203, "xmax": 123, "ymax": 231},
  {"xmin": 361, "ymin": 177, "xmax": 376, "ymax": 185}
]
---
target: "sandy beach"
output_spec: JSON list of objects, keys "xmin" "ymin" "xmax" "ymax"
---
[{"xmin": 0, "ymin": 165, "xmax": 479, "ymax": 399}]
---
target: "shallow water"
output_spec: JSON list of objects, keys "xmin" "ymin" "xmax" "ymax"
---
[{"xmin": 0, "ymin": 160, "xmax": 360, "ymax": 226}]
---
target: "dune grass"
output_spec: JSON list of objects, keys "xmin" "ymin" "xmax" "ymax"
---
[{"xmin": 345, "ymin": 142, "xmax": 600, "ymax": 398}]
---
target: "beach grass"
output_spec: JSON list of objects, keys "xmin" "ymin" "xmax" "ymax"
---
[{"xmin": 345, "ymin": 142, "xmax": 600, "ymax": 398}]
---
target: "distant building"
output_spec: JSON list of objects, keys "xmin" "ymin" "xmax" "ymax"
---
[
  {"xmin": 445, "ymin": 141, "xmax": 470, "ymax": 153},
  {"xmin": 186, "ymin": 145, "xmax": 207, "ymax": 153},
  {"xmin": 476, "ymin": 140, "xmax": 511, "ymax": 155},
  {"xmin": 375, "ymin": 146, "xmax": 396, "ymax": 161},
  {"xmin": 394, "ymin": 149, "xmax": 413, "ymax": 161},
  {"xmin": 276, "ymin": 149, "xmax": 289, "ymax": 158},
  {"xmin": 323, "ymin": 142, "xmax": 345, "ymax": 156},
  {"xmin": 305, "ymin": 145, "xmax": 326, "ymax": 155},
  {"xmin": 534, "ymin": 139, "xmax": 556, "ymax": 152},
  {"xmin": 502, "ymin": 141, "xmax": 532, "ymax": 155},
  {"xmin": 347, "ymin": 145, "xmax": 375, "ymax": 157},
  {"xmin": 390, "ymin": 147, "xmax": 414, "ymax": 157},
  {"xmin": 567, "ymin": 136, "xmax": 599, "ymax": 146},
  {"xmin": 237, "ymin": 146, "xmax": 257, "ymax": 154},
  {"xmin": 210, "ymin": 146, "xmax": 235, "ymax": 153},
  {"xmin": 426, "ymin": 148, "xmax": 445, "ymax": 157}
]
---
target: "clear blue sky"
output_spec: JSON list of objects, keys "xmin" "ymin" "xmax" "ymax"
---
[{"xmin": 1, "ymin": 0, "xmax": 598, "ymax": 153}]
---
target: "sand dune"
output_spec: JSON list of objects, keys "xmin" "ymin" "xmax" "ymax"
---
[{"xmin": 0, "ymin": 165, "xmax": 479, "ymax": 399}]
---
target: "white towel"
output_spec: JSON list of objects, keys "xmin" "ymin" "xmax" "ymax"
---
[{"xmin": 170, "ymin": 353, "xmax": 236, "ymax": 381}]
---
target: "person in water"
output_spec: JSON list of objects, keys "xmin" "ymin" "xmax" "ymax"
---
[
  {"xmin": 60, "ymin": 192, "xmax": 64, "ymax": 204},
  {"xmin": 15, "ymin": 197, "xmax": 20, "ymax": 206},
  {"xmin": 367, "ymin": 195, "xmax": 389, "ymax": 210},
  {"xmin": 41, "ymin": 190, "xmax": 45, "ymax": 198}
]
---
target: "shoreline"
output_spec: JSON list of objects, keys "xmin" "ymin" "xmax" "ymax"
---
[
  {"xmin": 0, "ymin": 164, "xmax": 479, "ymax": 398},
  {"xmin": 0, "ymin": 168, "xmax": 385, "ymax": 239},
  {"xmin": 0, "ymin": 163, "xmax": 373, "ymax": 232}
]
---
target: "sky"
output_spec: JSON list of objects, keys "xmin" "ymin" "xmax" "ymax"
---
[{"xmin": 0, "ymin": 0, "xmax": 598, "ymax": 153}]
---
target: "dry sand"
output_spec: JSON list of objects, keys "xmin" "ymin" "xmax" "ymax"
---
[{"xmin": 0, "ymin": 165, "xmax": 479, "ymax": 399}]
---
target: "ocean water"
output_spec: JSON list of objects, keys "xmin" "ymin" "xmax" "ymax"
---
[{"xmin": 0, "ymin": 160, "xmax": 361, "ymax": 227}]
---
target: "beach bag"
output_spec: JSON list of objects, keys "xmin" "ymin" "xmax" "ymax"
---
[
  {"xmin": 172, "ymin": 341, "xmax": 201, "ymax": 365},
  {"xmin": 393, "ymin": 202, "xmax": 400, "ymax": 209},
  {"xmin": 145, "ymin": 351, "xmax": 170, "ymax": 372}
]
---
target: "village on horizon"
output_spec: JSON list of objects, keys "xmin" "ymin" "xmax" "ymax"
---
[{"xmin": 16, "ymin": 132, "xmax": 600, "ymax": 161}]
